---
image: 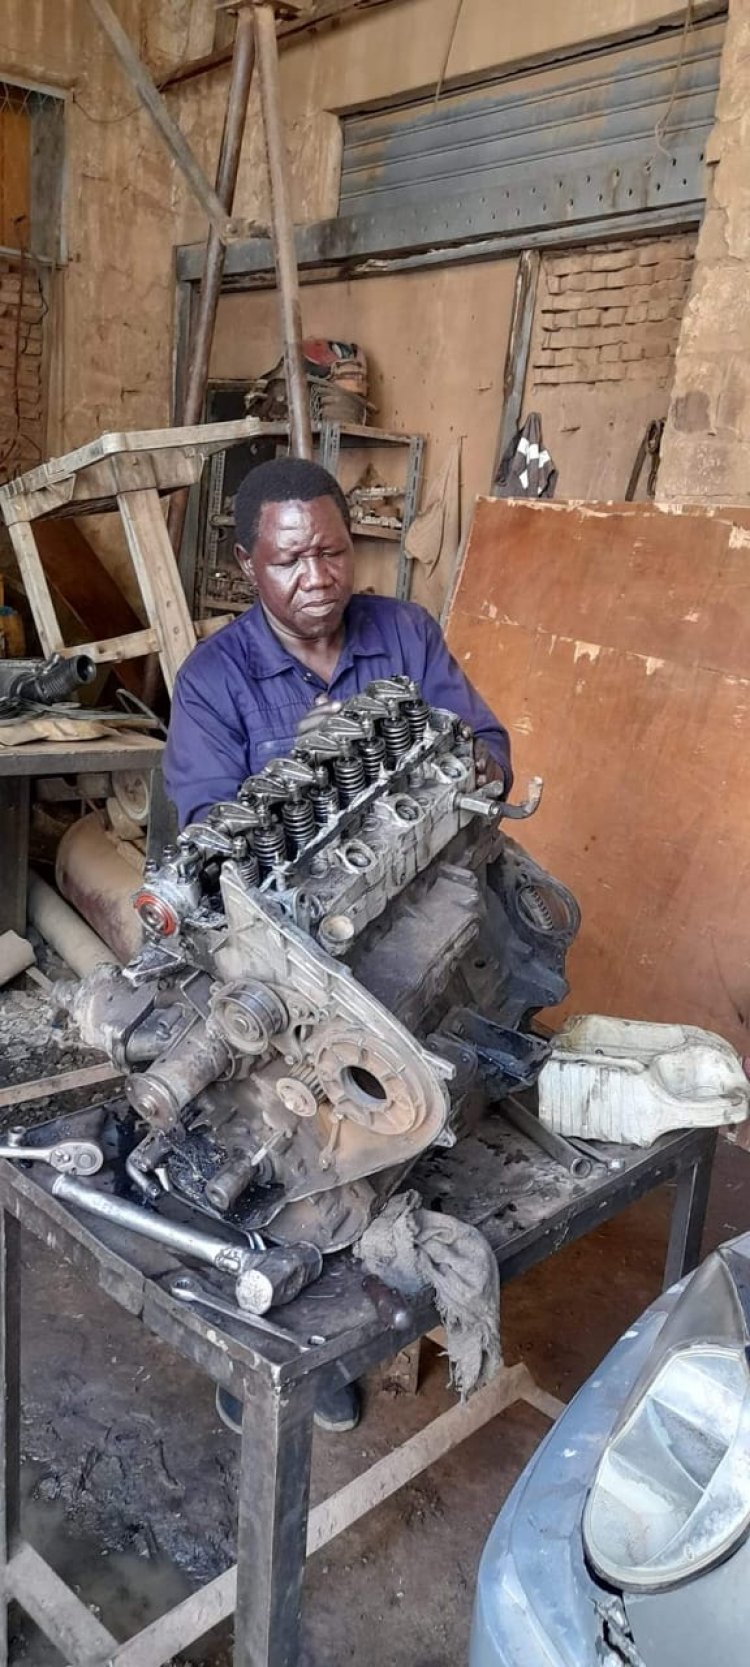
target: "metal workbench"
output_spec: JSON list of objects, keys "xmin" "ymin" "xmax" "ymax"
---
[
  {"xmin": 0, "ymin": 1115, "xmax": 716, "ymax": 1667},
  {"xmin": 0, "ymin": 733, "xmax": 166, "ymax": 936}
]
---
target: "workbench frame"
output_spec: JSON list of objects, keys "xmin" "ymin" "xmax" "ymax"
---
[
  {"xmin": 0, "ymin": 736, "xmax": 166, "ymax": 938},
  {"xmin": 0, "ymin": 1125, "xmax": 716, "ymax": 1667}
]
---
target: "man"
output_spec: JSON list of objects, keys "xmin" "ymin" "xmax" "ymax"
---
[
  {"xmin": 165, "ymin": 458, "xmax": 511, "ymax": 825},
  {"xmin": 164, "ymin": 458, "xmax": 512, "ymax": 1435}
]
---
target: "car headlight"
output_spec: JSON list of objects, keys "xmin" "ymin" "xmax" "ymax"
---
[{"xmin": 583, "ymin": 1241, "xmax": 750, "ymax": 1591}]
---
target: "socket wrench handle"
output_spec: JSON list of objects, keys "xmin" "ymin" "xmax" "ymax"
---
[{"xmin": 0, "ymin": 1138, "xmax": 104, "ymax": 1176}]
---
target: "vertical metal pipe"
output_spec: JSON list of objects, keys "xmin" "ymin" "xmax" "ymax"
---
[
  {"xmin": 167, "ymin": 7, "xmax": 257, "ymax": 555},
  {"xmin": 255, "ymin": 3, "xmax": 313, "ymax": 460}
]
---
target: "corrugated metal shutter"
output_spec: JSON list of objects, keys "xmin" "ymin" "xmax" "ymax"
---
[{"xmin": 338, "ymin": 18, "xmax": 723, "ymax": 253}]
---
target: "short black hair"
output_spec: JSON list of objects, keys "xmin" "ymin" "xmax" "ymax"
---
[{"xmin": 234, "ymin": 457, "xmax": 351, "ymax": 552}]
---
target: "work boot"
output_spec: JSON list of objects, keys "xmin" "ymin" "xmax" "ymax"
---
[{"xmin": 215, "ymin": 1376, "xmax": 361, "ymax": 1436}]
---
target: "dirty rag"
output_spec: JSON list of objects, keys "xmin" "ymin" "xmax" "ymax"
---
[
  {"xmin": 404, "ymin": 440, "xmax": 461, "ymax": 578},
  {"xmin": 355, "ymin": 1189, "xmax": 501, "ymax": 1398}
]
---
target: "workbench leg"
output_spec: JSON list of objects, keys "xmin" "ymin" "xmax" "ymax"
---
[
  {"xmin": 0, "ymin": 780, "xmax": 30, "ymax": 937},
  {"xmin": 0, "ymin": 1211, "xmax": 22, "ymax": 1667},
  {"xmin": 233, "ymin": 1374, "xmax": 316, "ymax": 1667},
  {"xmin": 662, "ymin": 1133, "xmax": 716, "ymax": 1290}
]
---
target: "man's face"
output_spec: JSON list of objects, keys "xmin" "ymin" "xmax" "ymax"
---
[{"xmin": 236, "ymin": 495, "xmax": 355, "ymax": 641}]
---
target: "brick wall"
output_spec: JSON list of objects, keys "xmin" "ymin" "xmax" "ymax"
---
[
  {"xmin": 530, "ymin": 234, "xmax": 697, "ymax": 389},
  {"xmin": 0, "ymin": 256, "xmax": 46, "ymax": 485},
  {"xmin": 658, "ymin": 0, "xmax": 750, "ymax": 503}
]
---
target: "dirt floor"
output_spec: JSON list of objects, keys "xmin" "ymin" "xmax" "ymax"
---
[{"xmin": 2, "ymin": 966, "xmax": 749, "ymax": 1667}]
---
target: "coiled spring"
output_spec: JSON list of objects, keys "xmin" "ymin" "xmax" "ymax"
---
[
  {"xmin": 253, "ymin": 821, "xmax": 286, "ymax": 875},
  {"xmin": 236, "ymin": 852, "xmax": 260, "ymax": 889},
  {"xmin": 311, "ymin": 782, "xmax": 339, "ymax": 827},
  {"xmin": 405, "ymin": 699, "xmax": 429, "ymax": 742},
  {"xmin": 282, "ymin": 797, "xmax": 316, "ymax": 856},
  {"xmin": 334, "ymin": 753, "xmax": 367, "ymax": 804},
  {"xmin": 359, "ymin": 734, "xmax": 386, "ymax": 783},
  {"xmin": 382, "ymin": 712, "xmax": 411, "ymax": 766}
]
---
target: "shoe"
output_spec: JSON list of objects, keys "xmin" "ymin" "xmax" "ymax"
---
[
  {"xmin": 215, "ymin": 1376, "xmax": 361, "ymax": 1437},
  {"xmin": 313, "ymin": 1375, "xmax": 361, "ymax": 1433},
  {"xmin": 215, "ymin": 1384, "xmax": 243, "ymax": 1434}
]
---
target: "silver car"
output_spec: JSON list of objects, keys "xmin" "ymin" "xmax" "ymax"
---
[{"xmin": 471, "ymin": 1231, "xmax": 750, "ymax": 1667}]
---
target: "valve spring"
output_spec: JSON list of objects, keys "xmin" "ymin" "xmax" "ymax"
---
[
  {"xmin": 382, "ymin": 712, "xmax": 411, "ymax": 766},
  {"xmin": 405, "ymin": 699, "xmax": 429, "ymax": 742},
  {"xmin": 252, "ymin": 820, "xmax": 287, "ymax": 875},
  {"xmin": 237, "ymin": 852, "xmax": 260, "ymax": 889},
  {"xmin": 360, "ymin": 733, "xmax": 386, "ymax": 783},
  {"xmin": 311, "ymin": 783, "xmax": 339, "ymax": 827},
  {"xmin": 282, "ymin": 796, "xmax": 316, "ymax": 856},
  {"xmin": 333, "ymin": 753, "xmax": 367, "ymax": 804}
]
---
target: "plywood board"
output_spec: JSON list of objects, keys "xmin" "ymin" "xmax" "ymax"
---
[
  {"xmin": 210, "ymin": 260, "xmax": 517, "ymax": 614},
  {"xmin": 445, "ymin": 498, "xmax": 750, "ymax": 1051}
]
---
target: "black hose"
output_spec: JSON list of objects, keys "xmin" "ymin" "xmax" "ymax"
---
[{"xmin": 9, "ymin": 653, "xmax": 96, "ymax": 707}]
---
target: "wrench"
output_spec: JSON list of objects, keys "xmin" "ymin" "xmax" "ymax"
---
[
  {"xmin": 0, "ymin": 1135, "xmax": 104, "ymax": 1176},
  {"xmin": 168, "ymin": 1274, "xmax": 325, "ymax": 1349}
]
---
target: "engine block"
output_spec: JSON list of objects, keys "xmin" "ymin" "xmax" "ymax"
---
[{"xmin": 67, "ymin": 678, "xmax": 580, "ymax": 1253}]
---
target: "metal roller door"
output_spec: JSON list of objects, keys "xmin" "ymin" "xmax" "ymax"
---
[{"xmin": 337, "ymin": 16, "xmax": 724, "ymax": 256}]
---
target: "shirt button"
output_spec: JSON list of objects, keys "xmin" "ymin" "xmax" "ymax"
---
[{"xmin": 304, "ymin": 672, "xmax": 314, "ymax": 683}]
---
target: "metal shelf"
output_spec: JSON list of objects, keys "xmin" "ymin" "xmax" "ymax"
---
[{"xmin": 193, "ymin": 396, "xmax": 426, "ymax": 614}]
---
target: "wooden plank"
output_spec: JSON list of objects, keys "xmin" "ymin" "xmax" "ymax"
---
[
  {"xmin": 445, "ymin": 498, "xmax": 750, "ymax": 1049},
  {"xmin": 117, "ymin": 489, "xmax": 196, "ymax": 692},
  {"xmin": 4, "ymin": 1542, "xmax": 117, "ymax": 1662},
  {"xmin": 0, "ymin": 1063, "xmax": 123, "ymax": 1112},
  {"xmin": 63, "ymin": 628, "xmax": 160, "ymax": 664},
  {"xmin": 0, "ymin": 106, "xmax": 30, "ymax": 249},
  {"xmin": 158, "ymin": 0, "xmax": 403, "ymax": 89},
  {"xmin": 4, "ymin": 520, "xmax": 63, "ymax": 655},
  {"xmin": 0, "ymin": 735, "xmax": 164, "ymax": 779},
  {"xmin": 0, "ymin": 780, "xmax": 29, "ymax": 936},
  {"xmin": 195, "ymin": 614, "xmax": 234, "ymax": 638},
  {"xmin": 493, "ymin": 248, "xmax": 539, "ymax": 479}
]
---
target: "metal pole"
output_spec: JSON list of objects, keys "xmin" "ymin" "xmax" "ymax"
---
[
  {"xmin": 167, "ymin": 7, "xmax": 257, "ymax": 555},
  {"xmin": 254, "ymin": 4, "xmax": 313, "ymax": 460}
]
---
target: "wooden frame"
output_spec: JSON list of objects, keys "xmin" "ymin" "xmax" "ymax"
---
[{"xmin": 0, "ymin": 419, "xmax": 282, "ymax": 694}]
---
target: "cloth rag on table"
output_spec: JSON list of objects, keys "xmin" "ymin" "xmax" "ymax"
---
[{"xmin": 355, "ymin": 1189, "xmax": 501, "ymax": 1398}]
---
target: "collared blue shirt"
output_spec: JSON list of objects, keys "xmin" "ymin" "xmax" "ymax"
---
[{"xmin": 164, "ymin": 594, "xmax": 512, "ymax": 827}]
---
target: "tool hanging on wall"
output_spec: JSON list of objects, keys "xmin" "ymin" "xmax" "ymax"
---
[{"xmin": 625, "ymin": 418, "xmax": 665, "ymax": 500}]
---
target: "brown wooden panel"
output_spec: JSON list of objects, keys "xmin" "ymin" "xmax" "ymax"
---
[
  {"xmin": 446, "ymin": 498, "xmax": 750, "ymax": 1051},
  {"xmin": 0, "ymin": 105, "xmax": 30, "ymax": 249}
]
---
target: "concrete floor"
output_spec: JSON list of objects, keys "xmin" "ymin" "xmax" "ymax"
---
[{"xmin": 9, "ymin": 1134, "xmax": 748, "ymax": 1666}]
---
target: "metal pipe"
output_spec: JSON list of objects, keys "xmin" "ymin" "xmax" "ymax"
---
[
  {"xmin": 167, "ymin": 6, "xmax": 257, "ymax": 557},
  {"xmin": 51, "ymin": 1175, "xmax": 254, "ymax": 1275},
  {"xmin": 255, "ymin": 3, "xmax": 313, "ymax": 460},
  {"xmin": 502, "ymin": 1094, "xmax": 592, "ymax": 1179},
  {"xmin": 27, "ymin": 871, "xmax": 117, "ymax": 978}
]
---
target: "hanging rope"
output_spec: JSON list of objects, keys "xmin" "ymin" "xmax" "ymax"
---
[{"xmin": 434, "ymin": 0, "xmax": 466, "ymax": 107}]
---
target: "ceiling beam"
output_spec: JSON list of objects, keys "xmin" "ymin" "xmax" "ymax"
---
[{"xmin": 158, "ymin": 0, "xmax": 404, "ymax": 91}]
